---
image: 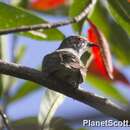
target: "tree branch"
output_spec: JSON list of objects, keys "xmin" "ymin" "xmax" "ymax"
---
[
  {"xmin": 0, "ymin": 60, "xmax": 130, "ymax": 123},
  {"xmin": 0, "ymin": 108, "xmax": 12, "ymax": 130},
  {"xmin": 0, "ymin": 1, "xmax": 93, "ymax": 35}
]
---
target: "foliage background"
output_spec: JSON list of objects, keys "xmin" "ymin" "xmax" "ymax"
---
[{"xmin": 0, "ymin": 0, "xmax": 130, "ymax": 130}]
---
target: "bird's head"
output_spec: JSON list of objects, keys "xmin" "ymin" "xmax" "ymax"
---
[{"xmin": 58, "ymin": 35, "xmax": 98, "ymax": 57}]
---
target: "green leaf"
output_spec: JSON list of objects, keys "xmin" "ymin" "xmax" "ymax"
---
[
  {"xmin": 69, "ymin": 0, "xmax": 91, "ymax": 33},
  {"xmin": 0, "ymin": 2, "xmax": 65, "ymax": 40},
  {"xmin": 76, "ymin": 128, "xmax": 89, "ymax": 130},
  {"xmin": 9, "ymin": 81, "xmax": 41, "ymax": 104},
  {"xmin": 38, "ymin": 89, "xmax": 65, "ymax": 130},
  {"xmin": 106, "ymin": 0, "xmax": 130, "ymax": 36},
  {"xmin": 15, "ymin": 44, "xmax": 26, "ymax": 63},
  {"xmin": 0, "ymin": 37, "xmax": 4, "ymax": 97},
  {"xmin": 12, "ymin": 116, "xmax": 38, "ymax": 130},
  {"xmin": 86, "ymin": 74, "xmax": 128, "ymax": 104},
  {"xmin": 0, "ymin": 36, "xmax": 11, "ymax": 93},
  {"xmin": 20, "ymin": 29, "xmax": 65, "ymax": 41},
  {"xmin": 11, "ymin": 0, "xmax": 29, "ymax": 8},
  {"xmin": 50, "ymin": 117, "xmax": 73, "ymax": 130},
  {"xmin": 88, "ymin": 0, "xmax": 130, "ymax": 65}
]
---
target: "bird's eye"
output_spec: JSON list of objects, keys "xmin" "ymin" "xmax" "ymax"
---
[{"xmin": 82, "ymin": 42, "xmax": 85, "ymax": 46}]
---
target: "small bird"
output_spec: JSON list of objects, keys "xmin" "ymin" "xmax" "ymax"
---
[{"xmin": 42, "ymin": 36, "xmax": 98, "ymax": 88}]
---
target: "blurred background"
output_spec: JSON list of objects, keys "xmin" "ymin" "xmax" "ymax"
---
[{"xmin": 0, "ymin": 0, "xmax": 130, "ymax": 130}]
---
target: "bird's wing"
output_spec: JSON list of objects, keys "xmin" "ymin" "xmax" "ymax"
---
[
  {"xmin": 61, "ymin": 52, "xmax": 87, "ymax": 83},
  {"xmin": 42, "ymin": 52, "xmax": 61, "ymax": 74},
  {"xmin": 42, "ymin": 50, "xmax": 86, "ymax": 83}
]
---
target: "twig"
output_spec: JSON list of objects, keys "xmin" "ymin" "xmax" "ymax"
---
[
  {"xmin": 0, "ymin": 1, "xmax": 93, "ymax": 35},
  {"xmin": 0, "ymin": 60, "xmax": 130, "ymax": 123},
  {"xmin": 0, "ymin": 108, "xmax": 12, "ymax": 130}
]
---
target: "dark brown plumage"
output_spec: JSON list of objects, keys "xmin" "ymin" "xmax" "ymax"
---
[{"xmin": 42, "ymin": 36, "xmax": 96, "ymax": 88}]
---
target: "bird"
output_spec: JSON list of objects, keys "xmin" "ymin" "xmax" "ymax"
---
[{"xmin": 42, "ymin": 35, "xmax": 98, "ymax": 88}]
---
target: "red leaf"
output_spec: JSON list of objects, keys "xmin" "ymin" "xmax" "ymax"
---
[
  {"xmin": 86, "ymin": 20, "xmax": 130, "ymax": 86},
  {"xmin": 87, "ymin": 20, "xmax": 113, "ymax": 79},
  {"xmin": 31, "ymin": 0, "xmax": 65, "ymax": 11},
  {"xmin": 113, "ymin": 68, "xmax": 130, "ymax": 86}
]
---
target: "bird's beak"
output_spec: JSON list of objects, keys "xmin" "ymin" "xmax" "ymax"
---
[{"xmin": 87, "ymin": 42, "xmax": 99, "ymax": 48}]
